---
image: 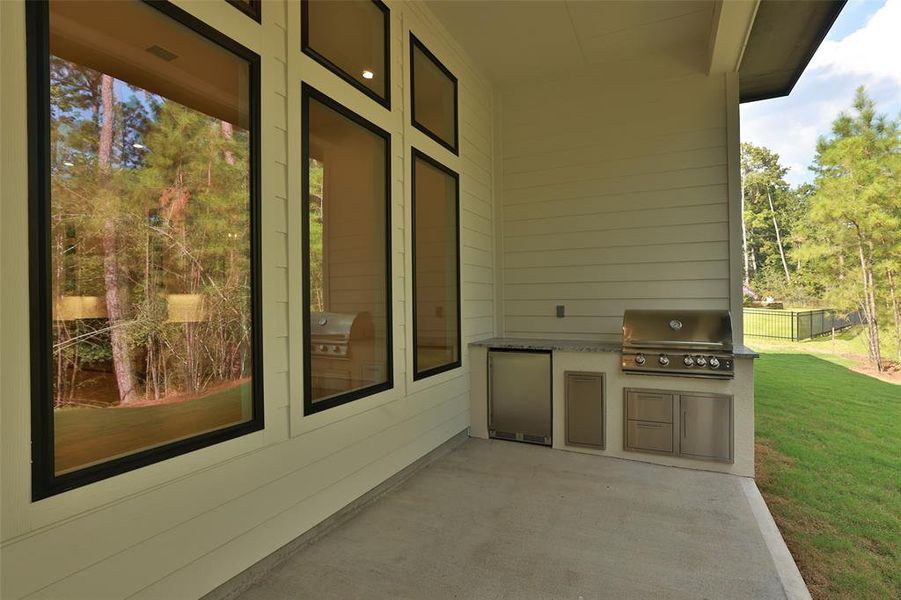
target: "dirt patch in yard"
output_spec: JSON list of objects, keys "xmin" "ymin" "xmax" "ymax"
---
[
  {"xmin": 116, "ymin": 377, "xmax": 252, "ymax": 407},
  {"xmin": 849, "ymin": 359, "xmax": 901, "ymax": 384},
  {"xmin": 754, "ymin": 440, "xmax": 793, "ymax": 487},
  {"xmin": 756, "ymin": 440, "xmax": 832, "ymax": 599}
]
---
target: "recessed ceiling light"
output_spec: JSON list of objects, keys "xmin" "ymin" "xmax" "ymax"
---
[{"xmin": 362, "ymin": 70, "xmax": 374, "ymax": 80}]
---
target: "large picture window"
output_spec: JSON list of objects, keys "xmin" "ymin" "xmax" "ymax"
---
[
  {"xmin": 302, "ymin": 85, "xmax": 392, "ymax": 414},
  {"xmin": 410, "ymin": 34, "xmax": 458, "ymax": 154},
  {"xmin": 28, "ymin": 0, "xmax": 262, "ymax": 499},
  {"xmin": 301, "ymin": 0, "xmax": 390, "ymax": 108},
  {"xmin": 412, "ymin": 150, "xmax": 461, "ymax": 379}
]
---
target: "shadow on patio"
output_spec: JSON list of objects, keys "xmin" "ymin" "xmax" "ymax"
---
[{"xmin": 230, "ymin": 438, "xmax": 796, "ymax": 600}]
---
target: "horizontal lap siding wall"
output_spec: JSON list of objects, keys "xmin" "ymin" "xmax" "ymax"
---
[
  {"xmin": 499, "ymin": 68, "xmax": 730, "ymax": 341},
  {"xmin": 0, "ymin": 1, "xmax": 495, "ymax": 598}
]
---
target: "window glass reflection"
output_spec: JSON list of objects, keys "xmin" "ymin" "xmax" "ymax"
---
[
  {"xmin": 413, "ymin": 152, "xmax": 460, "ymax": 377},
  {"xmin": 47, "ymin": 0, "xmax": 255, "ymax": 475},
  {"xmin": 411, "ymin": 37, "xmax": 457, "ymax": 151},
  {"xmin": 304, "ymin": 0, "xmax": 389, "ymax": 104},
  {"xmin": 305, "ymin": 91, "xmax": 391, "ymax": 408}
]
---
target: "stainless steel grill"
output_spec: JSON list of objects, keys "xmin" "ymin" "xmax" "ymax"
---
[
  {"xmin": 310, "ymin": 311, "xmax": 373, "ymax": 358},
  {"xmin": 309, "ymin": 311, "xmax": 378, "ymax": 400},
  {"xmin": 621, "ymin": 309, "xmax": 734, "ymax": 379}
]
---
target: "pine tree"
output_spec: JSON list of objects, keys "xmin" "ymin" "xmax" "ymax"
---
[{"xmin": 800, "ymin": 87, "xmax": 901, "ymax": 370}]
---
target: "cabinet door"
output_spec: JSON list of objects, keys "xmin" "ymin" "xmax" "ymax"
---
[
  {"xmin": 679, "ymin": 394, "xmax": 732, "ymax": 461},
  {"xmin": 566, "ymin": 372, "xmax": 604, "ymax": 449}
]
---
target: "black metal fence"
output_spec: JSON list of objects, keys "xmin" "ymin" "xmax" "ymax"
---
[{"xmin": 744, "ymin": 308, "xmax": 860, "ymax": 341}]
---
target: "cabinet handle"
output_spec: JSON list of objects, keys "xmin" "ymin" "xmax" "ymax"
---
[{"xmin": 636, "ymin": 422, "xmax": 663, "ymax": 429}]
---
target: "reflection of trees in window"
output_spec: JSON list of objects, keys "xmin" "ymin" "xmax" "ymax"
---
[
  {"xmin": 309, "ymin": 158, "xmax": 326, "ymax": 312},
  {"xmin": 31, "ymin": 0, "xmax": 260, "ymax": 493},
  {"xmin": 50, "ymin": 56, "xmax": 252, "ymax": 415},
  {"xmin": 46, "ymin": 15, "xmax": 257, "ymax": 412}
]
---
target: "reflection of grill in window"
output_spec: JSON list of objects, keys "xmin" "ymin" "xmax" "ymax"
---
[
  {"xmin": 309, "ymin": 311, "xmax": 379, "ymax": 400},
  {"xmin": 303, "ymin": 90, "xmax": 391, "ymax": 410}
]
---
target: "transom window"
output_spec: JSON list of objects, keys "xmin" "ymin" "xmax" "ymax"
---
[
  {"xmin": 302, "ymin": 0, "xmax": 391, "ymax": 108},
  {"xmin": 227, "ymin": 0, "xmax": 261, "ymax": 22},
  {"xmin": 410, "ymin": 34, "xmax": 458, "ymax": 154}
]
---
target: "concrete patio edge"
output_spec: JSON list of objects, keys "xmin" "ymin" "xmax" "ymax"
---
[{"xmin": 740, "ymin": 477, "xmax": 812, "ymax": 600}]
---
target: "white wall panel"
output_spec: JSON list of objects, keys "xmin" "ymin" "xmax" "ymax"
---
[
  {"xmin": 498, "ymin": 68, "xmax": 731, "ymax": 340},
  {"xmin": 0, "ymin": 1, "xmax": 495, "ymax": 598}
]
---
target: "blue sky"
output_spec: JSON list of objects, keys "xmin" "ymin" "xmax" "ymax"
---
[{"xmin": 740, "ymin": 0, "xmax": 901, "ymax": 186}]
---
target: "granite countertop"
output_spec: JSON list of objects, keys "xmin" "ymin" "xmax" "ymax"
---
[
  {"xmin": 469, "ymin": 337, "xmax": 759, "ymax": 358},
  {"xmin": 733, "ymin": 345, "xmax": 760, "ymax": 358},
  {"xmin": 468, "ymin": 337, "xmax": 622, "ymax": 353}
]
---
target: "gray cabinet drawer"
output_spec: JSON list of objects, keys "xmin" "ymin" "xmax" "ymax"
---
[
  {"xmin": 565, "ymin": 372, "xmax": 605, "ymax": 449},
  {"xmin": 626, "ymin": 420, "xmax": 674, "ymax": 453},
  {"xmin": 626, "ymin": 391, "xmax": 673, "ymax": 423}
]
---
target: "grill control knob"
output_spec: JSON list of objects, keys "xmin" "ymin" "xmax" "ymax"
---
[
  {"xmin": 634, "ymin": 353, "xmax": 646, "ymax": 365},
  {"xmin": 683, "ymin": 355, "xmax": 695, "ymax": 367},
  {"xmin": 658, "ymin": 354, "xmax": 670, "ymax": 366},
  {"xmin": 708, "ymin": 357, "xmax": 720, "ymax": 369},
  {"xmin": 696, "ymin": 356, "xmax": 707, "ymax": 367}
]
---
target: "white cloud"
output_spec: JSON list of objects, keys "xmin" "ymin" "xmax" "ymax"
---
[
  {"xmin": 810, "ymin": 0, "xmax": 901, "ymax": 86},
  {"xmin": 741, "ymin": 0, "xmax": 901, "ymax": 186},
  {"xmin": 741, "ymin": 111, "xmax": 825, "ymax": 185}
]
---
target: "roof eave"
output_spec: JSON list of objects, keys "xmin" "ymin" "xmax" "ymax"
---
[{"xmin": 738, "ymin": 0, "xmax": 846, "ymax": 104}]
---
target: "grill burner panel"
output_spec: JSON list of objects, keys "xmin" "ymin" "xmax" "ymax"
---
[
  {"xmin": 622, "ymin": 310, "xmax": 735, "ymax": 380},
  {"xmin": 310, "ymin": 311, "xmax": 373, "ymax": 359}
]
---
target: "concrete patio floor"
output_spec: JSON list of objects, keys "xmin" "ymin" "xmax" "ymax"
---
[{"xmin": 233, "ymin": 438, "xmax": 803, "ymax": 600}]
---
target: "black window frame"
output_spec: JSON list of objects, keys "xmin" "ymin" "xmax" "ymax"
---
[
  {"xmin": 26, "ymin": 0, "xmax": 264, "ymax": 501},
  {"xmin": 410, "ymin": 148, "xmax": 462, "ymax": 381},
  {"xmin": 300, "ymin": 0, "xmax": 391, "ymax": 110},
  {"xmin": 226, "ymin": 0, "xmax": 261, "ymax": 23},
  {"xmin": 409, "ymin": 33, "xmax": 459, "ymax": 156},
  {"xmin": 301, "ymin": 83, "xmax": 394, "ymax": 415}
]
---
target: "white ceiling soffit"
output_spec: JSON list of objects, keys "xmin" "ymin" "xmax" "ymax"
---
[
  {"xmin": 706, "ymin": 0, "xmax": 760, "ymax": 75},
  {"xmin": 424, "ymin": 0, "xmax": 716, "ymax": 86}
]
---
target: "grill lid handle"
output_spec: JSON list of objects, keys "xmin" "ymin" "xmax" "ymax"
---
[{"xmin": 627, "ymin": 340, "xmax": 727, "ymax": 349}]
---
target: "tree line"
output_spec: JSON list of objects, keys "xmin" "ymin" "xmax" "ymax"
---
[{"xmin": 741, "ymin": 88, "xmax": 900, "ymax": 370}]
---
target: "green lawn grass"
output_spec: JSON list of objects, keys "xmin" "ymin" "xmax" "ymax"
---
[{"xmin": 754, "ymin": 353, "xmax": 900, "ymax": 599}]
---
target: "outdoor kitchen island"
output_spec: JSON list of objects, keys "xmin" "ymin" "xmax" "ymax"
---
[{"xmin": 469, "ymin": 338, "xmax": 758, "ymax": 477}]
